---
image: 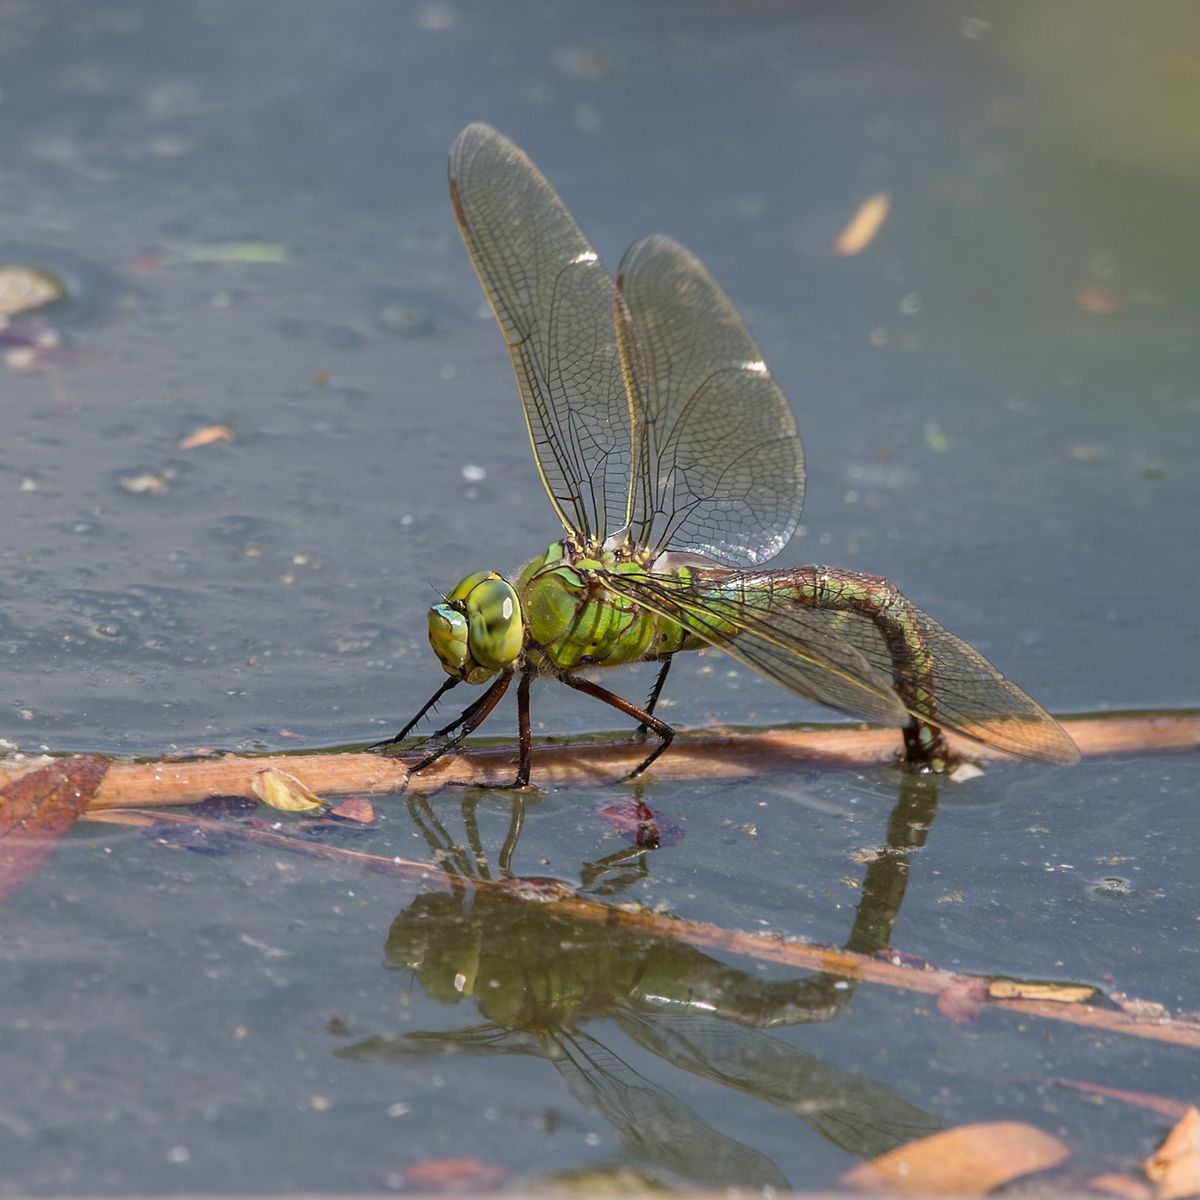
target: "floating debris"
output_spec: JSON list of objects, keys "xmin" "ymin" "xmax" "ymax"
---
[
  {"xmin": 179, "ymin": 424, "xmax": 234, "ymax": 449},
  {"xmin": 833, "ymin": 192, "xmax": 891, "ymax": 257},
  {"xmin": 0, "ymin": 264, "xmax": 67, "ymax": 316}
]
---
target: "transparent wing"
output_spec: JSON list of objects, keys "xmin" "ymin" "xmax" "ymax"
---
[
  {"xmin": 794, "ymin": 592, "xmax": 1080, "ymax": 764},
  {"xmin": 615, "ymin": 235, "xmax": 805, "ymax": 566},
  {"xmin": 600, "ymin": 570, "xmax": 909, "ymax": 728},
  {"xmin": 449, "ymin": 123, "xmax": 636, "ymax": 543},
  {"xmin": 606, "ymin": 567, "xmax": 1078, "ymax": 764}
]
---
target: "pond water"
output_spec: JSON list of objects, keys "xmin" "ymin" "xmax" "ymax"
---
[{"xmin": 1, "ymin": 1, "xmax": 1196, "ymax": 1194}]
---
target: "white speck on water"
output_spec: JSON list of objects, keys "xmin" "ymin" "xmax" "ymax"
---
[{"xmin": 461, "ymin": 463, "xmax": 486, "ymax": 482}]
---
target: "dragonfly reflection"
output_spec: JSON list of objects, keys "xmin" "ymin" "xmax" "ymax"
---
[{"xmin": 340, "ymin": 775, "xmax": 944, "ymax": 1188}]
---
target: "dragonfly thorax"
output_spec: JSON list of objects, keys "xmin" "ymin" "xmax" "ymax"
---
[{"xmin": 428, "ymin": 570, "xmax": 523, "ymax": 683}]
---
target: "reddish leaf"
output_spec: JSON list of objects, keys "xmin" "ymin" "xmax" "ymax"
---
[
  {"xmin": 403, "ymin": 1157, "xmax": 507, "ymax": 1190},
  {"xmin": 937, "ymin": 978, "xmax": 990, "ymax": 1024},
  {"xmin": 0, "ymin": 756, "xmax": 108, "ymax": 899}
]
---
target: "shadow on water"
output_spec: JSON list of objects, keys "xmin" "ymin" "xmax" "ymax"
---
[{"xmin": 338, "ymin": 774, "xmax": 944, "ymax": 1189}]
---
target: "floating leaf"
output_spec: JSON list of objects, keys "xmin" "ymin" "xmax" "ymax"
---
[
  {"xmin": 179, "ymin": 425, "xmax": 234, "ymax": 449},
  {"xmin": 251, "ymin": 767, "xmax": 325, "ymax": 813},
  {"xmin": 403, "ymin": 1158, "xmax": 507, "ymax": 1190},
  {"xmin": 1145, "ymin": 1106, "xmax": 1200, "ymax": 1200},
  {"xmin": 0, "ymin": 264, "xmax": 66, "ymax": 315},
  {"xmin": 936, "ymin": 977, "xmax": 989, "ymax": 1024},
  {"xmin": 834, "ymin": 192, "xmax": 891, "ymax": 256},
  {"xmin": 989, "ymin": 979, "xmax": 1096, "ymax": 1003},
  {"xmin": 1090, "ymin": 1173, "xmax": 1155, "ymax": 1200},
  {"xmin": 329, "ymin": 797, "xmax": 376, "ymax": 825},
  {"xmin": 161, "ymin": 241, "xmax": 290, "ymax": 265},
  {"xmin": 841, "ymin": 1120, "xmax": 1068, "ymax": 1195},
  {"xmin": 1, "ymin": 755, "xmax": 108, "ymax": 899},
  {"xmin": 1052, "ymin": 1078, "xmax": 1190, "ymax": 1120}
]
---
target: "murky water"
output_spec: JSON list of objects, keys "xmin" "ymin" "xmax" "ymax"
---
[{"xmin": 1, "ymin": 1, "xmax": 1196, "ymax": 1193}]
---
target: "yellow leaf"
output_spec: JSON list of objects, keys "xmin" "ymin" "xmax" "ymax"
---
[
  {"xmin": 989, "ymin": 980, "xmax": 1096, "ymax": 1003},
  {"xmin": 841, "ymin": 1120, "xmax": 1068, "ymax": 1195},
  {"xmin": 179, "ymin": 425, "xmax": 234, "ymax": 449},
  {"xmin": 834, "ymin": 192, "xmax": 890, "ymax": 257},
  {"xmin": 251, "ymin": 767, "xmax": 325, "ymax": 813}
]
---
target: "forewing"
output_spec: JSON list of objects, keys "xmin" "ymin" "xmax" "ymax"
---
[
  {"xmin": 601, "ymin": 570, "xmax": 909, "ymax": 728},
  {"xmin": 449, "ymin": 124, "xmax": 633, "ymax": 542},
  {"xmin": 798, "ymin": 600, "xmax": 1080, "ymax": 764},
  {"xmin": 616, "ymin": 235, "xmax": 805, "ymax": 566}
]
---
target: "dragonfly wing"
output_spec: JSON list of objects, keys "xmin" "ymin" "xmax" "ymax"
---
[
  {"xmin": 601, "ymin": 571, "xmax": 909, "ymax": 728},
  {"xmin": 449, "ymin": 124, "xmax": 633, "ymax": 543},
  {"xmin": 615, "ymin": 235, "xmax": 805, "ymax": 567},
  {"xmin": 795, "ymin": 599, "xmax": 1080, "ymax": 764}
]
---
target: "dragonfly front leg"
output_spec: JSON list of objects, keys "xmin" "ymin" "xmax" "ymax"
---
[
  {"xmin": 369, "ymin": 675, "xmax": 462, "ymax": 753},
  {"xmin": 406, "ymin": 670, "xmax": 513, "ymax": 777},
  {"xmin": 558, "ymin": 673, "xmax": 674, "ymax": 780}
]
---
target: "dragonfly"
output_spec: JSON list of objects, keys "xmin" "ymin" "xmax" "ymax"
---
[{"xmin": 371, "ymin": 123, "xmax": 1079, "ymax": 784}]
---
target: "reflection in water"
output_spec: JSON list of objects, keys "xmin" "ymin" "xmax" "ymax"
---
[{"xmin": 341, "ymin": 774, "xmax": 942, "ymax": 1188}]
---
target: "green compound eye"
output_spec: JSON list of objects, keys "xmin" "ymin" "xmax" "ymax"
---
[
  {"xmin": 464, "ymin": 576, "xmax": 523, "ymax": 671},
  {"xmin": 428, "ymin": 572, "xmax": 523, "ymax": 683}
]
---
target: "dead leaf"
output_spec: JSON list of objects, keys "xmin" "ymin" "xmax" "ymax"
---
[
  {"xmin": 989, "ymin": 979, "xmax": 1096, "ymax": 1003},
  {"xmin": 841, "ymin": 1120, "xmax": 1069, "ymax": 1195},
  {"xmin": 1052, "ymin": 1078, "xmax": 1190, "ymax": 1120},
  {"xmin": 1, "ymin": 756, "xmax": 109, "ymax": 899},
  {"xmin": 1074, "ymin": 283, "xmax": 1126, "ymax": 314},
  {"xmin": 179, "ymin": 425, "xmax": 234, "ymax": 449},
  {"xmin": 329, "ymin": 797, "xmax": 376, "ymax": 825},
  {"xmin": 251, "ymin": 767, "xmax": 325, "ymax": 813},
  {"xmin": 937, "ymin": 977, "xmax": 990, "ymax": 1024},
  {"xmin": 1145, "ymin": 1106, "xmax": 1200, "ymax": 1200},
  {"xmin": 834, "ymin": 192, "xmax": 891, "ymax": 256},
  {"xmin": 403, "ymin": 1158, "xmax": 507, "ymax": 1190},
  {"xmin": 1090, "ymin": 1172, "xmax": 1155, "ymax": 1200}
]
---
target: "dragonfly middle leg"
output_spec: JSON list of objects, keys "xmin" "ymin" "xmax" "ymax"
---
[{"xmin": 557, "ymin": 672, "xmax": 674, "ymax": 780}]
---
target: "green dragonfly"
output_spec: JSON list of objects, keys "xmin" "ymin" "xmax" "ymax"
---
[{"xmin": 372, "ymin": 123, "xmax": 1079, "ymax": 783}]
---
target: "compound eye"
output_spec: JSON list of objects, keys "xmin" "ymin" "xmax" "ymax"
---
[{"xmin": 465, "ymin": 577, "xmax": 523, "ymax": 671}]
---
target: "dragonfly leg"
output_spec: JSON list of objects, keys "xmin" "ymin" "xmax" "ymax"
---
[
  {"xmin": 407, "ymin": 670, "xmax": 513, "ymax": 776},
  {"xmin": 557, "ymin": 673, "xmax": 674, "ymax": 780},
  {"xmin": 368, "ymin": 675, "xmax": 462, "ymax": 753},
  {"xmin": 636, "ymin": 655, "xmax": 673, "ymax": 736}
]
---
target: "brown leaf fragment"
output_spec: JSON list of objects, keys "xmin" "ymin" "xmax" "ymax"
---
[
  {"xmin": 1145, "ymin": 1106, "xmax": 1200, "ymax": 1200},
  {"xmin": 989, "ymin": 979, "xmax": 1097, "ymax": 1003},
  {"xmin": 329, "ymin": 797, "xmax": 376, "ymax": 825},
  {"xmin": 0, "ymin": 755, "xmax": 109, "ymax": 899},
  {"xmin": 834, "ymin": 192, "xmax": 891, "ymax": 257},
  {"xmin": 179, "ymin": 424, "xmax": 234, "ymax": 449},
  {"xmin": 937, "ymin": 977, "xmax": 990, "ymax": 1024},
  {"xmin": 1052, "ymin": 1078, "xmax": 1190, "ymax": 1120},
  {"xmin": 1074, "ymin": 283, "xmax": 1126, "ymax": 314},
  {"xmin": 841, "ymin": 1120, "xmax": 1069, "ymax": 1195},
  {"xmin": 403, "ymin": 1158, "xmax": 507, "ymax": 1190},
  {"xmin": 250, "ymin": 766, "xmax": 325, "ymax": 813},
  {"xmin": 1090, "ymin": 1172, "xmax": 1155, "ymax": 1200}
]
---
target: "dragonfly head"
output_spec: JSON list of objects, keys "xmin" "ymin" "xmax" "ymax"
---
[{"xmin": 428, "ymin": 570, "xmax": 524, "ymax": 683}]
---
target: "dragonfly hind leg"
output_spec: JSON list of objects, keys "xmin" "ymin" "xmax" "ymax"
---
[{"xmin": 558, "ymin": 672, "xmax": 675, "ymax": 780}]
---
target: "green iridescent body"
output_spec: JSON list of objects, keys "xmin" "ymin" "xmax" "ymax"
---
[{"xmin": 519, "ymin": 541, "xmax": 941, "ymax": 752}]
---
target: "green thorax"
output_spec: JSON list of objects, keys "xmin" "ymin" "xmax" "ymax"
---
[{"xmin": 516, "ymin": 540, "xmax": 698, "ymax": 672}]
